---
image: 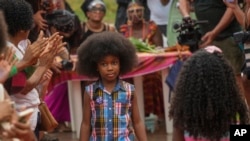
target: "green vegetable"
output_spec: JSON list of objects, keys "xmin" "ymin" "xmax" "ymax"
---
[{"xmin": 129, "ymin": 37, "xmax": 159, "ymax": 53}]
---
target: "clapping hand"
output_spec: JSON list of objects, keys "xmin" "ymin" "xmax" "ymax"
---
[{"xmin": 0, "ymin": 47, "xmax": 17, "ymax": 83}]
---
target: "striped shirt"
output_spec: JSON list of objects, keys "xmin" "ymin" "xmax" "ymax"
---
[{"xmin": 85, "ymin": 80, "xmax": 135, "ymax": 141}]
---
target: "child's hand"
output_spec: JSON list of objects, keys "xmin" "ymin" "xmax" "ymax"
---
[
  {"xmin": 0, "ymin": 47, "xmax": 17, "ymax": 83},
  {"xmin": 23, "ymin": 32, "xmax": 48, "ymax": 66},
  {"xmin": 39, "ymin": 39, "xmax": 59, "ymax": 69}
]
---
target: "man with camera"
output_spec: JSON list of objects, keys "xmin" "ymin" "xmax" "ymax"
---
[{"xmin": 178, "ymin": 0, "xmax": 246, "ymax": 101}]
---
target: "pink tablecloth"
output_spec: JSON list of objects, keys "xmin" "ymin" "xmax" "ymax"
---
[
  {"xmin": 47, "ymin": 51, "xmax": 191, "ymax": 93},
  {"xmin": 45, "ymin": 51, "xmax": 191, "ymax": 122}
]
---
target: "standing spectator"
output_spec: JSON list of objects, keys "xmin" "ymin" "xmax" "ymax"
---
[
  {"xmin": 81, "ymin": 0, "xmax": 116, "ymax": 43},
  {"xmin": 147, "ymin": 0, "xmax": 172, "ymax": 37},
  {"xmin": 0, "ymin": 0, "xmax": 58, "ymax": 139},
  {"xmin": 169, "ymin": 46, "xmax": 250, "ymax": 141},
  {"xmin": 223, "ymin": 0, "xmax": 250, "ymax": 108},
  {"xmin": 179, "ymin": 0, "xmax": 245, "ymax": 100},
  {"xmin": 120, "ymin": 1, "xmax": 164, "ymax": 120},
  {"xmin": 0, "ymin": 10, "xmax": 38, "ymax": 141},
  {"xmin": 147, "ymin": 0, "xmax": 172, "ymax": 46},
  {"xmin": 25, "ymin": 0, "xmax": 65, "ymax": 42},
  {"xmin": 44, "ymin": 9, "xmax": 77, "ymax": 133}
]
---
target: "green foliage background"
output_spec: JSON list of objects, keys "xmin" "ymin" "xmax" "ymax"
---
[{"xmin": 66, "ymin": 0, "xmax": 117, "ymax": 24}]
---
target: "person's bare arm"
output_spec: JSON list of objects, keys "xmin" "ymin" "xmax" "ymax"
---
[
  {"xmin": 20, "ymin": 38, "xmax": 58, "ymax": 94},
  {"xmin": 179, "ymin": 0, "xmax": 191, "ymax": 17},
  {"xmin": 233, "ymin": 6, "xmax": 245, "ymax": 28},
  {"xmin": 15, "ymin": 31, "xmax": 47, "ymax": 72},
  {"xmin": 224, "ymin": 0, "xmax": 245, "ymax": 27},
  {"xmin": 172, "ymin": 127, "xmax": 185, "ymax": 141},
  {"xmin": 132, "ymin": 93, "xmax": 148, "ymax": 141},
  {"xmin": 211, "ymin": 7, "xmax": 235, "ymax": 37},
  {"xmin": 19, "ymin": 66, "xmax": 48, "ymax": 95},
  {"xmin": 200, "ymin": 7, "xmax": 235, "ymax": 47},
  {"xmin": 80, "ymin": 91, "xmax": 91, "ymax": 141}
]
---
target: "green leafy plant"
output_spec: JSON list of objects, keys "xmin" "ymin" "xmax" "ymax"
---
[{"xmin": 129, "ymin": 37, "xmax": 160, "ymax": 53}]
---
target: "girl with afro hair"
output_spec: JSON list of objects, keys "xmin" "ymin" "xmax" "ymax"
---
[
  {"xmin": 77, "ymin": 31, "xmax": 148, "ymax": 141},
  {"xmin": 169, "ymin": 46, "xmax": 250, "ymax": 141}
]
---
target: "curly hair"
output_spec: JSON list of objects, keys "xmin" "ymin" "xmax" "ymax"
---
[
  {"xmin": 76, "ymin": 31, "xmax": 138, "ymax": 78},
  {"xmin": 169, "ymin": 49, "xmax": 250, "ymax": 140},
  {"xmin": 46, "ymin": 9, "xmax": 75, "ymax": 33},
  {"xmin": 0, "ymin": 0, "xmax": 33, "ymax": 37},
  {"xmin": 0, "ymin": 11, "xmax": 7, "ymax": 52}
]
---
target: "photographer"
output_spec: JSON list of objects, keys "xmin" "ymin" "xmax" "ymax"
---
[
  {"xmin": 179, "ymin": 0, "xmax": 246, "ymax": 102},
  {"xmin": 224, "ymin": 0, "xmax": 250, "ymax": 108},
  {"xmin": 25, "ymin": 0, "xmax": 65, "ymax": 42}
]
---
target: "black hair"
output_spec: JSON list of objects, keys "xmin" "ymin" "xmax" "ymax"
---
[
  {"xmin": 169, "ymin": 49, "xmax": 250, "ymax": 140},
  {"xmin": 0, "ymin": 11, "xmax": 7, "ymax": 52},
  {"xmin": 46, "ymin": 9, "xmax": 75, "ymax": 33},
  {"xmin": 76, "ymin": 31, "xmax": 138, "ymax": 77},
  {"xmin": 81, "ymin": 0, "xmax": 106, "ymax": 17},
  {"xmin": 128, "ymin": 0, "xmax": 143, "ymax": 7},
  {"xmin": 0, "ymin": 0, "xmax": 33, "ymax": 37}
]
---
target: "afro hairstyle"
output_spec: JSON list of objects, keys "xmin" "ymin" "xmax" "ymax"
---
[
  {"xmin": 0, "ymin": 0, "xmax": 33, "ymax": 37},
  {"xmin": 76, "ymin": 31, "xmax": 138, "ymax": 78}
]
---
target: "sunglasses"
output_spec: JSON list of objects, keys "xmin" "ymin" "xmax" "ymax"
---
[{"xmin": 89, "ymin": 6, "xmax": 106, "ymax": 13}]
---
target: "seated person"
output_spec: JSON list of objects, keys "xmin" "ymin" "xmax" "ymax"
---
[
  {"xmin": 119, "ymin": 1, "xmax": 165, "ymax": 119},
  {"xmin": 120, "ymin": 1, "xmax": 163, "ymax": 47}
]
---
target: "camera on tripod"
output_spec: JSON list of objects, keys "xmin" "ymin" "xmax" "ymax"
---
[
  {"xmin": 233, "ymin": 31, "xmax": 250, "ymax": 43},
  {"xmin": 173, "ymin": 18, "xmax": 208, "ymax": 52}
]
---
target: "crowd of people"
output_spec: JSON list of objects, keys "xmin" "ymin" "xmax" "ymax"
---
[{"xmin": 0, "ymin": 0, "xmax": 250, "ymax": 141}]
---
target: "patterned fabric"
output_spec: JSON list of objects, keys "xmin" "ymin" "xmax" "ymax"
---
[
  {"xmin": 85, "ymin": 79, "xmax": 135, "ymax": 141},
  {"xmin": 184, "ymin": 132, "xmax": 229, "ymax": 141},
  {"xmin": 119, "ymin": 21, "xmax": 164, "ymax": 118},
  {"xmin": 119, "ymin": 21, "xmax": 158, "ymax": 45},
  {"xmin": 47, "ymin": 52, "xmax": 192, "ymax": 93},
  {"xmin": 243, "ymin": 43, "xmax": 250, "ymax": 79}
]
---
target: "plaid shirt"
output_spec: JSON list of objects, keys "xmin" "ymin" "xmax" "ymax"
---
[{"xmin": 86, "ymin": 79, "xmax": 135, "ymax": 141}]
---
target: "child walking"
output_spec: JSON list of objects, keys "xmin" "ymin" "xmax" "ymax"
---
[
  {"xmin": 169, "ymin": 46, "xmax": 250, "ymax": 141},
  {"xmin": 77, "ymin": 31, "xmax": 148, "ymax": 141}
]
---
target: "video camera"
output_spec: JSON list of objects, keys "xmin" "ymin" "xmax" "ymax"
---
[
  {"xmin": 173, "ymin": 17, "xmax": 208, "ymax": 52},
  {"xmin": 233, "ymin": 31, "xmax": 250, "ymax": 43}
]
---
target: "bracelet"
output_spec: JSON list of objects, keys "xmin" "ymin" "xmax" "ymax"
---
[{"xmin": 9, "ymin": 66, "xmax": 18, "ymax": 77}]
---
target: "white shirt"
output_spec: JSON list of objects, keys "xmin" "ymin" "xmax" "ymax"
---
[
  {"xmin": 147, "ymin": 0, "xmax": 172, "ymax": 25},
  {"xmin": 7, "ymin": 41, "xmax": 40, "ymax": 130}
]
